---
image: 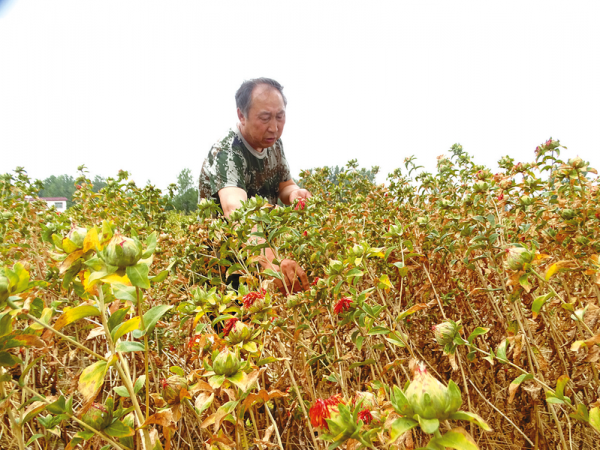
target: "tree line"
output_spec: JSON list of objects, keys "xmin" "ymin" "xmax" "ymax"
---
[{"xmin": 35, "ymin": 165, "xmax": 377, "ymax": 213}]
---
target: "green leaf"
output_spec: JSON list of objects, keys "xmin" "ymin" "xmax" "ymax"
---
[
  {"xmin": 496, "ymin": 339, "xmax": 508, "ymax": 363},
  {"xmin": 21, "ymin": 401, "xmax": 47, "ymax": 424},
  {"xmin": 139, "ymin": 304, "xmax": 173, "ymax": 337},
  {"xmin": 46, "ymin": 395, "xmax": 67, "ymax": 414},
  {"xmin": 141, "ymin": 232, "xmax": 157, "ymax": 259},
  {"xmin": 112, "ymin": 284, "xmax": 138, "ymax": 303},
  {"xmin": 227, "ymin": 371, "xmax": 252, "ymax": 391},
  {"xmin": 393, "ymin": 262, "xmax": 409, "ymax": 277},
  {"xmin": 568, "ymin": 403, "xmax": 589, "ymax": 422},
  {"xmin": 256, "ymin": 357, "xmax": 278, "ymax": 366},
  {"xmin": 0, "ymin": 313, "xmax": 13, "ymax": 337},
  {"xmin": 107, "ymin": 307, "xmax": 130, "ymax": 332},
  {"xmin": 208, "ymin": 374, "xmax": 225, "ymax": 389},
  {"xmin": 446, "ymin": 380, "xmax": 463, "ymax": 413},
  {"xmin": 0, "ymin": 351, "xmax": 22, "ymax": 367},
  {"xmin": 531, "ymin": 293, "xmax": 554, "ymax": 318},
  {"xmin": 134, "ymin": 375, "xmax": 146, "ymax": 394},
  {"xmin": 589, "ymin": 407, "xmax": 600, "ymax": 432},
  {"xmin": 0, "ymin": 331, "xmax": 44, "ymax": 351},
  {"xmin": 430, "ymin": 429, "xmax": 479, "ymax": 450},
  {"xmin": 508, "ymin": 373, "xmax": 533, "ymax": 403},
  {"xmin": 170, "ymin": 366, "xmax": 185, "ymax": 377},
  {"xmin": 126, "ymin": 263, "xmax": 150, "ymax": 289},
  {"xmin": 449, "ymin": 411, "xmax": 491, "ymax": 431},
  {"xmin": 115, "ymin": 341, "xmax": 145, "ymax": 352},
  {"xmin": 111, "ymin": 316, "xmax": 141, "ymax": 342},
  {"xmin": 104, "ymin": 419, "xmax": 135, "ymax": 437},
  {"xmin": 417, "ymin": 415, "xmax": 439, "ymax": 434},
  {"xmin": 53, "ymin": 305, "xmax": 100, "ymax": 331},
  {"xmin": 355, "ymin": 335, "xmax": 364, "ymax": 351},
  {"xmin": 467, "ymin": 327, "xmax": 489, "ymax": 345},
  {"xmin": 555, "ymin": 374, "xmax": 569, "ymax": 399},
  {"xmin": 26, "ymin": 434, "xmax": 45, "ymax": 446},
  {"xmin": 19, "ymin": 356, "xmax": 44, "ymax": 386},
  {"xmin": 150, "ymin": 270, "xmax": 169, "ymax": 283},
  {"xmin": 263, "ymin": 269, "xmax": 283, "ymax": 280},
  {"xmin": 349, "ymin": 359, "xmax": 376, "ymax": 370},
  {"xmin": 78, "ymin": 360, "xmax": 109, "ymax": 402},
  {"xmin": 114, "ymin": 386, "xmax": 130, "ymax": 398},
  {"xmin": 242, "ymin": 341, "xmax": 258, "ymax": 353},
  {"xmin": 390, "ymin": 386, "xmax": 413, "ymax": 416},
  {"xmin": 377, "ymin": 274, "xmax": 392, "ymax": 289},
  {"xmin": 367, "ymin": 326, "xmax": 390, "ymax": 336},
  {"xmin": 345, "ymin": 268, "xmax": 364, "ymax": 279}
]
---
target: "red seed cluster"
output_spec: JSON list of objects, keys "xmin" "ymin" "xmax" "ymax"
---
[
  {"xmin": 333, "ymin": 297, "xmax": 353, "ymax": 315},
  {"xmin": 357, "ymin": 408, "xmax": 373, "ymax": 425},
  {"xmin": 309, "ymin": 394, "xmax": 341, "ymax": 429},
  {"xmin": 222, "ymin": 317, "xmax": 238, "ymax": 336},
  {"xmin": 294, "ymin": 198, "xmax": 306, "ymax": 211},
  {"xmin": 242, "ymin": 289, "xmax": 266, "ymax": 308}
]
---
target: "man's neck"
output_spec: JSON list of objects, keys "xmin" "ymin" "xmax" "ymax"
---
[{"xmin": 237, "ymin": 123, "xmax": 263, "ymax": 153}]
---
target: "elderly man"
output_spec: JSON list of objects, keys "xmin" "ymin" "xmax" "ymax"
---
[{"xmin": 199, "ymin": 78, "xmax": 311, "ymax": 293}]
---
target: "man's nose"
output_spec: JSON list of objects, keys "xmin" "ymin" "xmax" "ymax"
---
[{"xmin": 267, "ymin": 117, "xmax": 278, "ymax": 132}]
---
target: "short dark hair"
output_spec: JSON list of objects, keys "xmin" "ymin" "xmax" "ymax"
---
[{"xmin": 235, "ymin": 78, "xmax": 287, "ymax": 117}]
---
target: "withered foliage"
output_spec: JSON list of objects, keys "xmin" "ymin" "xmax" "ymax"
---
[{"xmin": 0, "ymin": 141, "xmax": 599, "ymax": 450}]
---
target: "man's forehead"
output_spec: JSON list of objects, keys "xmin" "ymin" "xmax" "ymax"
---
[{"xmin": 250, "ymin": 85, "xmax": 285, "ymax": 110}]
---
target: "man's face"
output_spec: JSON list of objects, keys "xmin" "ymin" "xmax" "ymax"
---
[{"xmin": 238, "ymin": 84, "xmax": 286, "ymax": 151}]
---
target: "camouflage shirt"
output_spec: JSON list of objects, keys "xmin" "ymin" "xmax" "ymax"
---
[{"xmin": 198, "ymin": 126, "xmax": 292, "ymax": 206}]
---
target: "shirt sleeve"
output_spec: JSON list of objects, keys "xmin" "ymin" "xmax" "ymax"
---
[{"xmin": 208, "ymin": 149, "xmax": 247, "ymax": 196}]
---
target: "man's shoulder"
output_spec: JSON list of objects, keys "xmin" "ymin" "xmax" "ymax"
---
[{"xmin": 211, "ymin": 129, "xmax": 240, "ymax": 152}]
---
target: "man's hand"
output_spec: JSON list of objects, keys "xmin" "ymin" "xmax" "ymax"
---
[
  {"xmin": 288, "ymin": 188, "xmax": 311, "ymax": 205},
  {"xmin": 272, "ymin": 258, "xmax": 310, "ymax": 294},
  {"xmin": 278, "ymin": 179, "xmax": 312, "ymax": 205}
]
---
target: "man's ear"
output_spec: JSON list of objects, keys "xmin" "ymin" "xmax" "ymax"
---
[{"xmin": 237, "ymin": 108, "xmax": 246, "ymax": 125}]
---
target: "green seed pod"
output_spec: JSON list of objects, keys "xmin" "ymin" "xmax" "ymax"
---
[
  {"xmin": 575, "ymin": 236, "xmax": 590, "ymax": 246},
  {"xmin": 161, "ymin": 375, "xmax": 188, "ymax": 405},
  {"xmin": 213, "ymin": 347, "xmax": 241, "ymax": 377},
  {"xmin": 286, "ymin": 294, "xmax": 301, "ymax": 309},
  {"xmin": 81, "ymin": 403, "xmax": 113, "ymax": 430},
  {"xmin": 561, "ymin": 209, "xmax": 576, "ymax": 220},
  {"xmin": 505, "ymin": 247, "xmax": 535, "ymax": 271},
  {"xmin": 568, "ymin": 157, "xmax": 585, "ymax": 169},
  {"xmin": 473, "ymin": 181, "xmax": 489, "ymax": 193},
  {"xmin": 101, "ymin": 233, "xmax": 143, "ymax": 268},
  {"xmin": 227, "ymin": 321, "xmax": 252, "ymax": 345},
  {"xmin": 520, "ymin": 195, "xmax": 533, "ymax": 206},
  {"xmin": 432, "ymin": 320, "xmax": 461, "ymax": 346},
  {"xmin": 404, "ymin": 362, "xmax": 458, "ymax": 420},
  {"xmin": 67, "ymin": 226, "xmax": 87, "ymax": 248}
]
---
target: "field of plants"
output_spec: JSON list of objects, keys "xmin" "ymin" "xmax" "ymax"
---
[{"xmin": 1, "ymin": 139, "xmax": 599, "ymax": 450}]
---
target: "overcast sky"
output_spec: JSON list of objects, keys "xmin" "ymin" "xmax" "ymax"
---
[{"xmin": 1, "ymin": 1, "xmax": 599, "ymax": 190}]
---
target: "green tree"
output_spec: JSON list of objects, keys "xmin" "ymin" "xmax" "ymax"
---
[
  {"xmin": 297, "ymin": 162, "xmax": 378, "ymax": 190},
  {"xmin": 92, "ymin": 175, "xmax": 107, "ymax": 192},
  {"xmin": 38, "ymin": 175, "xmax": 76, "ymax": 207},
  {"xmin": 168, "ymin": 168, "xmax": 199, "ymax": 213}
]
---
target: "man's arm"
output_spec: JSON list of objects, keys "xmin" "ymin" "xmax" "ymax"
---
[
  {"xmin": 278, "ymin": 179, "xmax": 312, "ymax": 205},
  {"xmin": 218, "ymin": 186, "xmax": 248, "ymax": 219},
  {"xmin": 217, "ymin": 186, "xmax": 309, "ymax": 293}
]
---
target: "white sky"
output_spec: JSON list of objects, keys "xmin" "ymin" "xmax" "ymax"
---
[{"xmin": 1, "ymin": 1, "xmax": 599, "ymax": 190}]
